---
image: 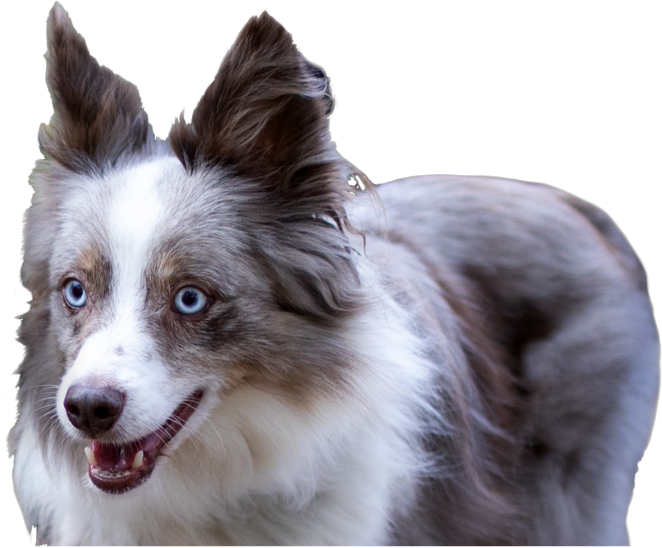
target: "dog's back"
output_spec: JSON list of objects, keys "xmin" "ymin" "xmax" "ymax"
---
[{"xmin": 352, "ymin": 175, "xmax": 659, "ymax": 544}]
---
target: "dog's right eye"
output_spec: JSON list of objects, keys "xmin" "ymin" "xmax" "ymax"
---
[
  {"xmin": 173, "ymin": 287, "xmax": 208, "ymax": 316},
  {"xmin": 63, "ymin": 279, "xmax": 87, "ymax": 308}
]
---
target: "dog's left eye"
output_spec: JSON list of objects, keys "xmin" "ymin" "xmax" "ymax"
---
[
  {"xmin": 173, "ymin": 287, "xmax": 208, "ymax": 315},
  {"xmin": 63, "ymin": 279, "xmax": 87, "ymax": 308}
]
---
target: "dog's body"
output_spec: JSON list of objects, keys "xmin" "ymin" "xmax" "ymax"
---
[{"xmin": 9, "ymin": 4, "xmax": 659, "ymax": 545}]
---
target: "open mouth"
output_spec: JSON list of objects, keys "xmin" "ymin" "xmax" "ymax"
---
[{"xmin": 84, "ymin": 389, "xmax": 204, "ymax": 494}]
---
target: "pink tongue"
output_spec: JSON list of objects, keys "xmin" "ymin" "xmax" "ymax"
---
[{"xmin": 91, "ymin": 440, "xmax": 139, "ymax": 472}]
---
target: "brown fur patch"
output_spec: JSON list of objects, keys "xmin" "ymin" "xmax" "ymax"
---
[
  {"xmin": 54, "ymin": 244, "xmax": 113, "ymax": 363},
  {"xmin": 72, "ymin": 245, "xmax": 113, "ymax": 301}
]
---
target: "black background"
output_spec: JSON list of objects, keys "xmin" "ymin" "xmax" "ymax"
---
[{"xmin": 0, "ymin": 1, "xmax": 662, "ymax": 544}]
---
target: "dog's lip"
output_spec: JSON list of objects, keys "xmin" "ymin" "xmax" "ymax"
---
[{"xmin": 86, "ymin": 389, "xmax": 205, "ymax": 494}]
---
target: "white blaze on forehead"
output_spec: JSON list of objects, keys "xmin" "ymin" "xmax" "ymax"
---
[
  {"xmin": 107, "ymin": 160, "xmax": 168, "ymax": 282},
  {"xmin": 108, "ymin": 160, "xmax": 180, "ymax": 310},
  {"xmin": 106, "ymin": 158, "xmax": 189, "ymax": 315}
]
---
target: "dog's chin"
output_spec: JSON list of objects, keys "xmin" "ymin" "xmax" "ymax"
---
[{"xmin": 85, "ymin": 389, "xmax": 205, "ymax": 494}]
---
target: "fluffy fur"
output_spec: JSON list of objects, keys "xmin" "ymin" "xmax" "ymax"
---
[{"xmin": 9, "ymin": 3, "xmax": 659, "ymax": 545}]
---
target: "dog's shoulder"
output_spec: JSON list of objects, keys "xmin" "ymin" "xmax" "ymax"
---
[{"xmin": 352, "ymin": 175, "xmax": 659, "ymax": 544}]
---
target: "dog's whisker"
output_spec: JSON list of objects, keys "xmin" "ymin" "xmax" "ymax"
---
[
  {"xmin": 31, "ymin": 393, "xmax": 58, "ymax": 402},
  {"xmin": 23, "ymin": 384, "xmax": 61, "ymax": 391},
  {"xmin": 32, "ymin": 405, "xmax": 58, "ymax": 417}
]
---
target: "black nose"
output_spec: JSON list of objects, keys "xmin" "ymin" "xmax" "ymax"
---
[{"xmin": 64, "ymin": 384, "xmax": 126, "ymax": 437}]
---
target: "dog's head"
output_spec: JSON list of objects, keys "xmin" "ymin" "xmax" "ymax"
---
[{"xmin": 18, "ymin": 3, "xmax": 368, "ymax": 496}]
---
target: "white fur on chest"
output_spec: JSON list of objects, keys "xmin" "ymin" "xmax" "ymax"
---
[{"xmin": 18, "ymin": 402, "xmax": 415, "ymax": 545}]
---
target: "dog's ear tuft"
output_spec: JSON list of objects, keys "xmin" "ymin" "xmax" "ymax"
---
[
  {"xmin": 38, "ymin": 2, "xmax": 151, "ymax": 173},
  {"xmin": 169, "ymin": 12, "xmax": 350, "ymax": 202}
]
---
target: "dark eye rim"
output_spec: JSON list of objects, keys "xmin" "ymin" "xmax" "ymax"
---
[
  {"xmin": 172, "ymin": 286, "xmax": 212, "ymax": 317},
  {"xmin": 62, "ymin": 278, "xmax": 87, "ymax": 309}
]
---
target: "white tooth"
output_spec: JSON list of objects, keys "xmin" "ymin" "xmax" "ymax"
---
[
  {"xmin": 84, "ymin": 447, "xmax": 97, "ymax": 466},
  {"xmin": 132, "ymin": 450, "xmax": 144, "ymax": 470}
]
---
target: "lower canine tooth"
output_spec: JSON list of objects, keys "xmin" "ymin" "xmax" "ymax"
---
[
  {"xmin": 84, "ymin": 447, "xmax": 97, "ymax": 466},
  {"xmin": 132, "ymin": 450, "xmax": 144, "ymax": 470}
]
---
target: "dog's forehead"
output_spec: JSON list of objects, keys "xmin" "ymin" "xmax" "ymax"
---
[
  {"xmin": 52, "ymin": 158, "xmax": 175, "ymax": 275},
  {"xmin": 107, "ymin": 160, "xmax": 169, "ymax": 256},
  {"xmin": 51, "ymin": 156, "xmax": 253, "ymax": 290}
]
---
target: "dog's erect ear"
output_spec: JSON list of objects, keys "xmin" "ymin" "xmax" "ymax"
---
[
  {"xmin": 170, "ymin": 12, "xmax": 348, "ymax": 201},
  {"xmin": 38, "ymin": 2, "xmax": 150, "ymax": 172}
]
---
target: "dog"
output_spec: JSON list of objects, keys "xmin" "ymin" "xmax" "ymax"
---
[{"xmin": 9, "ymin": 2, "xmax": 659, "ymax": 544}]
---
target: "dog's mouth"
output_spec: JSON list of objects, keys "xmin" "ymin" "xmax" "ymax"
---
[{"xmin": 84, "ymin": 389, "xmax": 204, "ymax": 494}]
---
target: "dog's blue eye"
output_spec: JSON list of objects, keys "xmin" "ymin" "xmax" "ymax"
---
[
  {"xmin": 174, "ymin": 287, "xmax": 208, "ymax": 315},
  {"xmin": 63, "ymin": 279, "xmax": 87, "ymax": 308}
]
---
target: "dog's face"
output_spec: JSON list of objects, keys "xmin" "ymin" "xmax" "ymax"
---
[{"xmin": 21, "ymin": 3, "xmax": 366, "ymax": 496}]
